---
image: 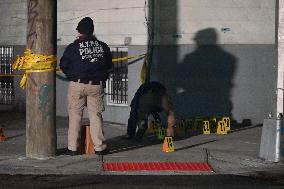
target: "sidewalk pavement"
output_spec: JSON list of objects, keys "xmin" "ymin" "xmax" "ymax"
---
[{"xmin": 0, "ymin": 112, "xmax": 283, "ymax": 178}]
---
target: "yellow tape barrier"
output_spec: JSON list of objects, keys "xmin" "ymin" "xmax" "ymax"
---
[
  {"xmin": 12, "ymin": 49, "xmax": 57, "ymax": 90},
  {"xmin": 0, "ymin": 52, "xmax": 146, "ymax": 90},
  {"xmin": 112, "ymin": 54, "xmax": 146, "ymax": 62},
  {"xmin": 140, "ymin": 58, "xmax": 148, "ymax": 84}
]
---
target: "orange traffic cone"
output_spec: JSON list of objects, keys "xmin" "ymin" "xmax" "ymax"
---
[
  {"xmin": 0, "ymin": 128, "xmax": 5, "ymax": 142},
  {"xmin": 162, "ymin": 137, "xmax": 174, "ymax": 152},
  {"xmin": 85, "ymin": 125, "xmax": 95, "ymax": 154},
  {"xmin": 78, "ymin": 125, "xmax": 95, "ymax": 155}
]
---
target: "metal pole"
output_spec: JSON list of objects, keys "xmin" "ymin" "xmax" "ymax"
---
[{"xmin": 277, "ymin": 0, "xmax": 284, "ymax": 162}]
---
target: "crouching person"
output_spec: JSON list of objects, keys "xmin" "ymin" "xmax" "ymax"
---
[{"xmin": 123, "ymin": 81, "xmax": 176, "ymax": 142}]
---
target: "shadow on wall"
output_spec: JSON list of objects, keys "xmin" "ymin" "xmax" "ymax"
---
[{"xmin": 175, "ymin": 28, "xmax": 237, "ymax": 120}]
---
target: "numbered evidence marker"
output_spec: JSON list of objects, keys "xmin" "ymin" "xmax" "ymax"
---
[
  {"xmin": 162, "ymin": 136, "xmax": 174, "ymax": 152},
  {"xmin": 202, "ymin": 121, "xmax": 210, "ymax": 134},
  {"xmin": 222, "ymin": 117, "xmax": 231, "ymax": 132},
  {"xmin": 217, "ymin": 120, "xmax": 227, "ymax": 134},
  {"xmin": 157, "ymin": 127, "xmax": 166, "ymax": 140}
]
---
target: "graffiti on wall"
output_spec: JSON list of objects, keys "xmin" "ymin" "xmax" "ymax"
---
[{"xmin": 39, "ymin": 84, "xmax": 52, "ymax": 123}]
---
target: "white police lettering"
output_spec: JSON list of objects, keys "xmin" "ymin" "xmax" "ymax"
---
[
  {"xmin": 79, "ymin": 40, "xmax": 104, "ymax": 62},
  {"xmin": 79, "ymin": 43, "xmax": 85, "ymax": 48}
]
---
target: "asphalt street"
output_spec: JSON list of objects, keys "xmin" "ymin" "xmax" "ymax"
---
[{"xmin": 0, "ymin": 174, "xmax": 283, "ymax": 189}]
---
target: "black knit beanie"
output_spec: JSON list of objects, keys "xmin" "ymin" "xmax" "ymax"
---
[{"xmin": 76, "ymin": 17, "xmax": 94, "ymax": 35}]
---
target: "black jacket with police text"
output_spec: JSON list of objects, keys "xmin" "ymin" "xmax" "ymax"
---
[{"xmin": 59, "ymin": 36, "xmax": 113, "ymax": 82}]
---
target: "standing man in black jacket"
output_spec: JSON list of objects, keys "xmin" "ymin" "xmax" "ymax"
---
[{"xmin": 60, "ymin": 17, "xmax": 113, "ymax": 155}]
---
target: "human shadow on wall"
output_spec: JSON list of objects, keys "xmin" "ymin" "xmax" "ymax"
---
[{"xmin": 175, "ymin": 28, "xmax": 237, "ymax": 121}]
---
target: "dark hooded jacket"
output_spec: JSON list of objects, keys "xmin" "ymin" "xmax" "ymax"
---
[{"xmin": 59, "ymin": 36, "xmax": 113, "ymax": 82}]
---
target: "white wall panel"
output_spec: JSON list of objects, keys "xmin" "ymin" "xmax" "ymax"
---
[
  {"xmin": 0, "ymin": 0, "xmax": 276, "ymax": 45},
  {"xmin": 0, "ymin": 0, "xmax": 27, "ymax": 45},
  {"xmin": 57, "ymin": 0, "xmax": 147, "ymax": 46},
  {"xmin": 155, "ymin": 0, "xmax": 276, "ymax": 44}
]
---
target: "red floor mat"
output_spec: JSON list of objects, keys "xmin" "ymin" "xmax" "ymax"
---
[{"xmin": 103, "ymin": 162, "xmax": 213, "ymax": 172}]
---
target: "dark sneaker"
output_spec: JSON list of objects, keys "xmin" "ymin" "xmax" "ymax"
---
[
  {"xmin": 66, "ymin": 150, "xmax": 79, "ymax": 156},
  {"xmin": 95, "ymin": 149, "xmax": 109, "ymax": 155}
]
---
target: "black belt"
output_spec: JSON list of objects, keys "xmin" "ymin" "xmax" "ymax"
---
[{"xmin": 72, "ymin": 79, "xmax": 105, "ymax": 86}]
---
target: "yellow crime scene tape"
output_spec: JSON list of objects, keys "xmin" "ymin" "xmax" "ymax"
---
[
  {"xmin": 12, "ymin": 49, "xmax": 57, "ymax": 89},
  {"xmin": 0, "ymin": 49, "xmax": 57, "ymax": 79},
  {"xmin": 0, "ymin": 49, "xmax": 147, "ymax": 89},
  {"xmin": 140, "ymin": 57, "xmax": 148, "ymax": 84},
  {"xmin": 112, "ymin": 54, "xmax": 146, "ymax": 62}
]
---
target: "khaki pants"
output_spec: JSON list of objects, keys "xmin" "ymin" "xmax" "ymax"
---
[{"xmin": 67, "ymin": 81, "xmax": 107, "ymax": 152}]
